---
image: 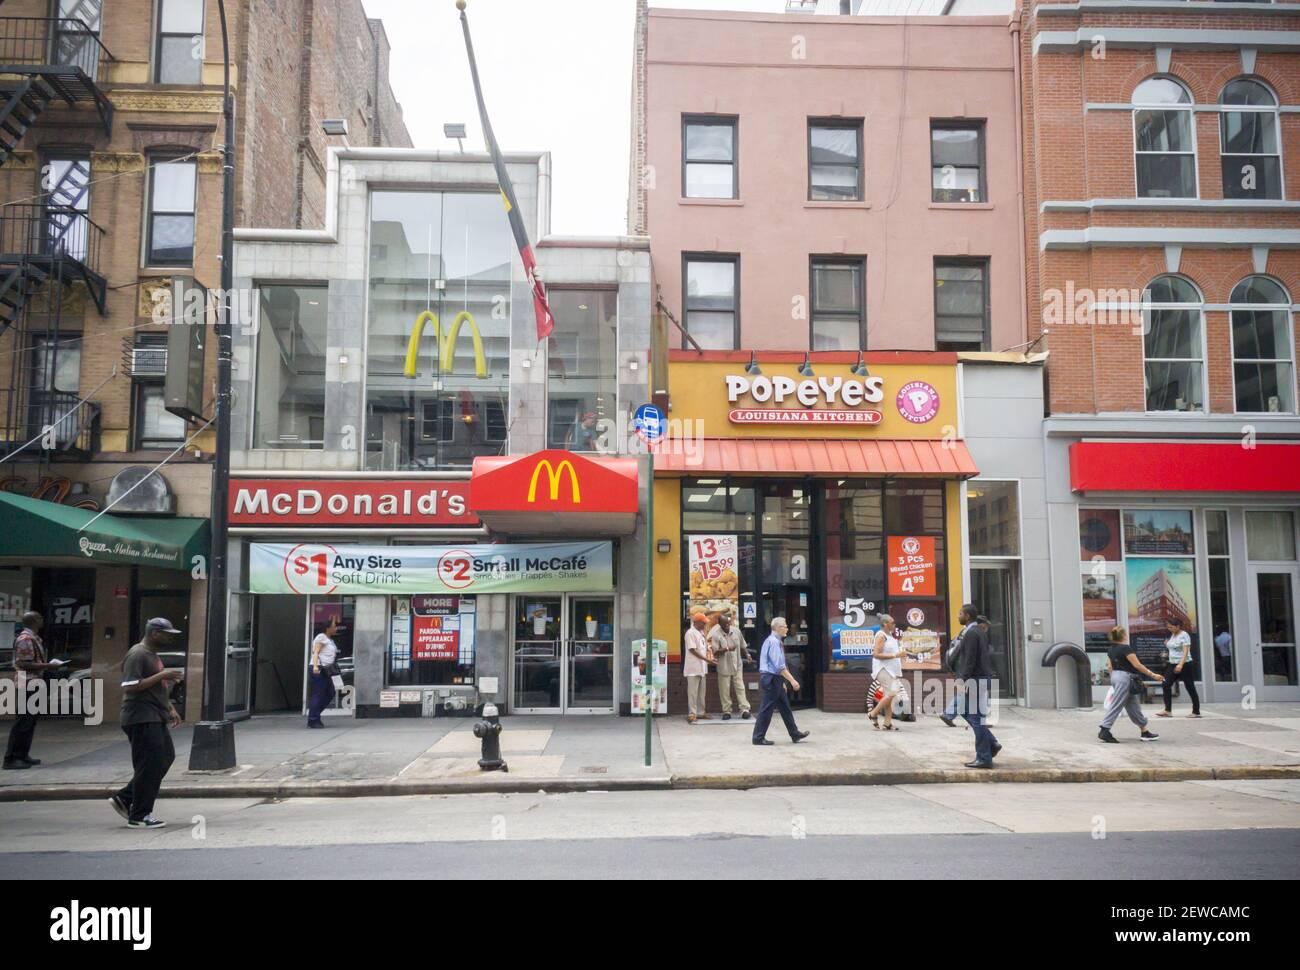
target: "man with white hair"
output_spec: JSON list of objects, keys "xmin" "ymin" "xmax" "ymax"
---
[{"xmin": 751, "ymin": 617, "xmax": 809, "ymax": 746}]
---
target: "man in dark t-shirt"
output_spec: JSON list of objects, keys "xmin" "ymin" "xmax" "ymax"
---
[{"xmin": 111, "ymin": 618, "xmax": 184, "ymax": 828}]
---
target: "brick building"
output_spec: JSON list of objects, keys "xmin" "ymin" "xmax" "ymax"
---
[
  {"xmin": 1021, "ymin": 0, "xmax": 1300, "ymax": 702},
  {"xmin": 0, "ymin": 0, "xmax": 409, "ymax": 722}
]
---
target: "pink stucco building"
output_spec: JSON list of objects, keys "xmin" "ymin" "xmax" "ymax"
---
[{"xmin": 630, "ymin": 4, "xmax": 1027, "ymax": 354}]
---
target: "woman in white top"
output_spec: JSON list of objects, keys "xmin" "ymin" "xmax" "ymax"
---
[
  {"xmin": 1157, "ymin": 617, "xmax": 1201, "ymax": 718},
  {"xmin": 868, "ymin": 615, "xmax": 904, "ymax": 731},
  {"xmin": 307, "ymin": 616, "xmax": 340, "ymax": 728}
]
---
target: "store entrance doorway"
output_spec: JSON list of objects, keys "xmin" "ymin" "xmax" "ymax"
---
[
  {"xmin": 512, "ymin": 594, "xmax": 615, "ymax": 713},
  {"xmin": 761, "ymin": 583, "xmax": 816, "ymax": 708},
  {"xmin": 1249, "ymin": 564, "xmax": 1299, "ymax": 701},
  {"xmin": 971, "ymin": 563, "xmax": 1022, "ymax": 700}
]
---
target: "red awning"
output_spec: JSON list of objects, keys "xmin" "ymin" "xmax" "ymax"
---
[
  {"xmin": 652, "ymin": 438, "xmax": 979, "ymax": 478},
  {"xmin": 470, "ymin": 450, "xmax": 640, "ymax": 535},
  {"xmin": 1070, "ymin": 442, "xmax": 1300, "ymax": 493}
]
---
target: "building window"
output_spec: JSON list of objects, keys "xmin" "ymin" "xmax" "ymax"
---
[
  {"xmin": 25, "ymin": 333, "xmax": 81, "ymax": 443},
  {"xmin": 145, "ymin": 156, "xmax": 196, "ymax": 265},
  {"xmin": 41, "ymin": 156, "xmax": 91, "ymax": 262},
  {"xmin": 254, "ymin": 285, "xmax": 328, "ymax": 449},
  {"xmin": 683, "ymin": 255, "xmax": 738, "ymax": 350},
  {"xmin": 547, "ymin": 289, "xmax": 617, "ymax": 452},
  {"xmin": 1133, "ymin": 77, "xmax": 1197, "ymax": 198},
  {"xmin": 682, "ymin": 116, "xmax": 737, "ymax": 199},
  {"xmin": 934, "ymin": 259, "xmax": 989, "ymax": 352},
  {"xmin": 810, "ymin": 257, "xmax": 865, "ymax": 351},
  {"xmin": 1205, "ymin": 509, "xmax": 1237, "ymax": 683},
  {"xmin": 134, "ymin": 384, "xmax": 187, "ymax": 450},
  {"xmin": 1220, "ymin": 79, "xmax": 1283, "ymax": 200},
  {"xmin": 366, "ymin": 190, "xmax": 511, "ymax": 470},
  {"xmin": 1230, "ymin": 276, "xmax": 1295, "ymax": 414},
  {"xmin": 967, "ymin": 480, "xmax": 1020, "ymax": 558},
  {"xmin": 808, "ymin": 120, "xmax": 862, "ymax": 201},
  {"xmin": 1142, "ymin": 275, "xmax": 1204, "ymax": 412},
  {"xmin": 155, "ymin": 0, "xmax": 205, "ymax": 85},
  {"xmin": 54, "ymin": 1, "xmax": 103, "ymax": 77},
  {"xmin": 931, "ymin": 121, "xmax": 986, "ymax": 203}
]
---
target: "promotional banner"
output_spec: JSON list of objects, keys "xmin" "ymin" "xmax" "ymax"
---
[
  {"xmin": 631, "ymin": 639, "xmax": 668, "ymax": 715},
  {"xmin": 249, "ymin": 542, "xmax": 614, "ymax": 596},
  {"xmin": 1083, "ymin": 573, "xmax": 1119, "ymax": 651},
  {"xmin": 687, "ymin": 534, "xmax": 740, "ymax": 623},
  {"xmin": 411, "ymin": 595, "xmax": 462, "ymax": 662},
  {"xmin": 887, "ymin": 536, "xmax": 936, "ymax": 597},
  {"xmin": 1126, "ymin": 557, "xmax": 1198, "ymax": 667}
]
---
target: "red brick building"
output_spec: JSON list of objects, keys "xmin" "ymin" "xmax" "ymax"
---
[{"xmin": 1020, "ymin": 0, "xmax": 1300, "ymax": 702}]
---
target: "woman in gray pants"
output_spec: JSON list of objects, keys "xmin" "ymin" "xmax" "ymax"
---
[{"xmin": 1099, "ymin": 626, "xmax": 1164, "ymax": 744}]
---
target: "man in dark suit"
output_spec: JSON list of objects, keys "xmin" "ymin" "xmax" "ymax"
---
[{"xmin": 955, "ymin": 603, "xmax": 1001, "ymax": 768}]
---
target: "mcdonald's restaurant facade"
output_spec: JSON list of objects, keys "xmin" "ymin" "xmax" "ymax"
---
[{"xmin": 225, "ymin": 148, "xmax": 654, "ymax": 720}]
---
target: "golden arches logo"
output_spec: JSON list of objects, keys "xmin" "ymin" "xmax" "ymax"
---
[
  {"xmin": 527, "ymin": 459, "xmax": 581, "ymax": 504},
  {"xmin": 402, "ymin": 309, "xmax": 487, "ymax": 380}
]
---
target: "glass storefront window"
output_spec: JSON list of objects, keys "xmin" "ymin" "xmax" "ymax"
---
[
  {"xmin": 823, "ymin": 481, "xmax": 883, "ymax": 535},
  {"xmin": 761, "ymin": 482, "xmax": 812, "ymax": 536},
  {"xmin": 547, "ymin": 289, "xmax": 617, "ymax": 451},
  {"xmin": 885, "ymin": 482, "xmax": 945, "ymax": 535},
  {"xmin": 254, "ymin": 284, "xmax": 327, "ymax": 449},
  {"xmin": 388, "ymin": 595, "xmax": 477, "ymax": 687},
  {"xmin": 1206, "ymin": 507, "xmax": 1231, "ymax": 557},
  {"xmin": 682, "ymin": 481, "xmax": 756, "ymax": 532},
  {"xmin": 967, "ymin": 480, "xmax": 1020, "ymax": 557},
  {"xmin": 1123, "ymin": 509, "xmax": 1194, "ymax": 556},
  {"xmin": 1247, "ymin": 511, "xmax": 1297, "ymax": 562},
  {"xmin": 1205, "ymin": 509, "xmax": 1236, "ymax": 683},
  {"xmin": 366, "ymin": 190, "xmax": 512, "ymax": 470}
]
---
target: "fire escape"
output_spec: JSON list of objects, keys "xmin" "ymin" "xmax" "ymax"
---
[{"xmin": 0, "ymin": 11, "xmax": 113, "ymax": 460}]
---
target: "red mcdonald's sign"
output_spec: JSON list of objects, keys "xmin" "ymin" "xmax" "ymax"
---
[{"xmin": 470, "ymin": 450, "xmax": 639, "ymax": 535}]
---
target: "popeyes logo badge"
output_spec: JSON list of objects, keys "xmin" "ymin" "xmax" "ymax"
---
[
  {"xmin": 907, "ymin": 607, "xmax": 925, "ymax": 627},
  {"xmin": 896, "ymin": 381, "xmax": 940, "ymax": 424}
]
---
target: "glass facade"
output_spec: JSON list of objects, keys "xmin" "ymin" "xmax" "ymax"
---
[
  {"xmin": 547, "ymin": 289, "xmax": 618, "ymax": 451},
  {"xmin": 366, "ymin": 190, "xmax": 512, "ymax": 470},
  {"xmin": 254, "ymin": 285, "xmax": 327, "ymax": 449}
]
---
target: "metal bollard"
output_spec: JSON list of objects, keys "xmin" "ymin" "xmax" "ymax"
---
[{"xmin": 472, "ymin": 703, "xmax": 508, "ymax": 772}]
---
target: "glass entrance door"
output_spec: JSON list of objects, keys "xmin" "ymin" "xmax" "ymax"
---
[
  {"xmin": 761, "ymin": 583, "xmax": 815, "ymax": 707},
  {"xmin": 972, "ymin": 563, "xmax": 1022, "ymax": 699},
  {"xmin": 512, "ymin": 594, "xmax": 615, "ymax": 714},
  {"xmin": 1249, "ymin": 566, "xmax": 1299, "ymax": 699}
]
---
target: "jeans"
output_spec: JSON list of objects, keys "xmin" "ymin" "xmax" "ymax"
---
[
  {"xmin": 4, "ymin": 682, "xmax": 39, "ymax": 763},
  {"xmin": 117, "ymin": 722, "xmax": 175, "ymax": 822},
  {"xmin": 752, "ymin": 672, "xmax": 800, "ymax": 742},
  {"xmin": 959, "ymin": 677, "xmax": 998, "ymax": 764},
  {"xmin": 307, "ymin": 667, "xmax": 336, "ymax": 725}
]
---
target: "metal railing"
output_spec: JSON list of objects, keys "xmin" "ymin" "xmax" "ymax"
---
[
  {"xmin": 0, "ymin": 204, "xmax": 104, "ymax": 276},
  {"xmin": 0, "ymin": 17, "xmax": 114, "ymax": 82},
  {"xmin": 0, "ymin": 386, "xmax": 100, "ymax": 457}
]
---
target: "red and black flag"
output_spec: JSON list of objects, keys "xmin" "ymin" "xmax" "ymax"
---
[{"xmin": 459, "ymin": 5, "xmax": 555, "ymax": 342}]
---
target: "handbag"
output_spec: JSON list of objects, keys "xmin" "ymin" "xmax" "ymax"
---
[{"xmin": 1128, "ymin": 672, "xmax": 1146, "ymax": 697}]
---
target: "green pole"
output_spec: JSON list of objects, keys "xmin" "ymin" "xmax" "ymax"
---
[{"xmin": 644, "ymin": 449, "xmax": 654, "ymax": 767}]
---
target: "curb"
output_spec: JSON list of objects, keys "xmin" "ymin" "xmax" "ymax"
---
[{"xmin": 1, "ymin": 764, "xmax": 1297, "ymax": 802}]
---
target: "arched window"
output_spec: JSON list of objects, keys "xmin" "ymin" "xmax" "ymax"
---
[
  {"xmin": 1220, "ymin": 79, "xmax": 1283, "ymax": 200},
  {"xmin": 1143, "ymin": 276, "xmax": 1205, "ymax": 412},
  {"xmin": 1133, "ymin": 77, "xmax": 1197, "ymax": 199},
  {"xmin": 1230, "ymin": 276, "xmax": 1295, "ymax": 413}
]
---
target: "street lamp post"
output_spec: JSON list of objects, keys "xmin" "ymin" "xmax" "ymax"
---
[{"xmin": 189, "ymin": 0, "xmax": 237, "ymax": 770}]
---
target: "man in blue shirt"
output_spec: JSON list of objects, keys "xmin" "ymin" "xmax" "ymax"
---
[{"xmin": 752, "ymin": 617, "xmax": 809, "ymax": 746}]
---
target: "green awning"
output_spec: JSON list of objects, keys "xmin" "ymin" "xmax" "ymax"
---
[{"xmin": 0, "ymin": 491, "xmax": 209, "ymax": 571}]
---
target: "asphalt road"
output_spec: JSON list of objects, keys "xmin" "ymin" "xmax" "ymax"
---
[{"xmin": 5, "ymin": 828, "xmax": 1298, "ymax": 879}]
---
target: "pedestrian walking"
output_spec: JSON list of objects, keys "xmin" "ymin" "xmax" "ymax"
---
[
  {"xmin": 868, "ymin": 614, "xmax": 903, "ymax": 731},
  {"xmin": 307, "ymin": 616, "xmax": 341, "ymax": 728},
  {"xmin": 709, "ymin": 610, "xmax": 750, "ymax": 720},
  {"xmin": 954, "ymin": 604, "xmax": 1001, "ymax": 768},
  {"xmin": 751, "ymin": 617, "xmax": 809, "ymax": 746},
  {"xmin": 1156, "ymin": 618, "xmax": 1201, "ymax": 719},
  {"xmin": 1098, "ymin": 626, "xmax": 1163, "ymax": 744},
  {"xmin": 109, "ymin": 618, "xmax": 184, "ymax": 829},
  {"xmin": 683, "ymin": 612, "xmax": 713, "ymax": 723},
  {"xmin": 938, "ymin": 614, "xmax": 989, "ymax": 728},
  {"xmin": 4, "ymin": 612, "xmax": 62, "ymax": 770}
]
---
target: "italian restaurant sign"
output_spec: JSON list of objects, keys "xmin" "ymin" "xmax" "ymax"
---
[
  {"xmin": 230, "ymin": 479, "xmax": 477, "ymax": 528},
  {"xmin": 248, "ymin": 541, "xmax": 614, "ymax": 596}
]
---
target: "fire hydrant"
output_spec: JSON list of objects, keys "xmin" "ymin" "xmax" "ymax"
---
[{"xmin": 473, "ymin": 703, "xmax": 508, "ymax": 772}]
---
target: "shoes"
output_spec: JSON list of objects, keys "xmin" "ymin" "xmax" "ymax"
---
[
  {"xmin": 307, "ymin": 721, "xmax": 325, "ymax": 729},
  {"xmin": 2, "ymin": 760, "xmax": 30, "ymax": 770},
  {"xmin": 108, "ymin": 795, "xmax": 131, "ymax": 821},
  {"xmin": 791, "ymin": 730, "xmax": 810, "ymax": 743},
  {"xmin": 939, "ymin": 714, "xmax": 956, "ymax": 728},
  {"xmin": 753, "ymin": 739, "xmax": 774, "ymax": 746},
  {"xmin": 721, "ymin": 713, "xmax": 731, "ymax": 721},
  {"xmin": 687, "ymin": 715, "xmax": 697, "ymax": 724},
  {"xmin": 741, "ymin": 711, "xmax": 751, "ymax": 720},
  {"xmin": 21, "ymin": 757, "xmax": 40, "ymax": 766},
  {"xmin": 698, "ymin": 714, "xmax": 714, "ymax": 720},
  {"xmin": 990, "ymin": 743, "xmax": 1002, "ymax": 759},
  {"xmin": 964, "ymin": 760, "xmax": 993, "ymax": 769},
  {"xmin": 127, "ymin": 816, "xmax": 166, "ymax": 829},
  {"xmin": 1098, "ymin": 728, "xmax": 1120, "ymax": 744},
  {"xmin": 1140, "ymin": 731, "xmax": 1160, "ymax": 742}
]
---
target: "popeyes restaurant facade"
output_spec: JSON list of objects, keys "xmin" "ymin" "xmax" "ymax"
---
[
  {"xmin": 224, "ymin": 449, "xmax": 648, "ymax": 720},
  {"xmin": 651, "ymin": 351, "xmax": 982, "ymax": 714}
]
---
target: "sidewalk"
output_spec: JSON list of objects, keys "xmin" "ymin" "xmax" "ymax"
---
[{"xmin": 2, "ymin": 703, "xmax": 1299, "ymax": 801}]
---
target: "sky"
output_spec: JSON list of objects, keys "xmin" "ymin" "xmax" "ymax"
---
[{"xmin": 362, "ymin": 1, "xmax": 790, "ymax": 237}]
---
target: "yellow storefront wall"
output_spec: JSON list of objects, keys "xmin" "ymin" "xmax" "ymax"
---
[{"xmin": 652, "ymin": 355, "xmax": 969, "ymax": 662}]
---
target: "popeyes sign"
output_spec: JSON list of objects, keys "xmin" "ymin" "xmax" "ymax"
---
[
  {"xmin": 230, "ymin": 479, "xmax": 477, "ymax": 528},
  {"xmin": 725, "ymin": 373, "xmax": 887, "ymax": 426}
]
